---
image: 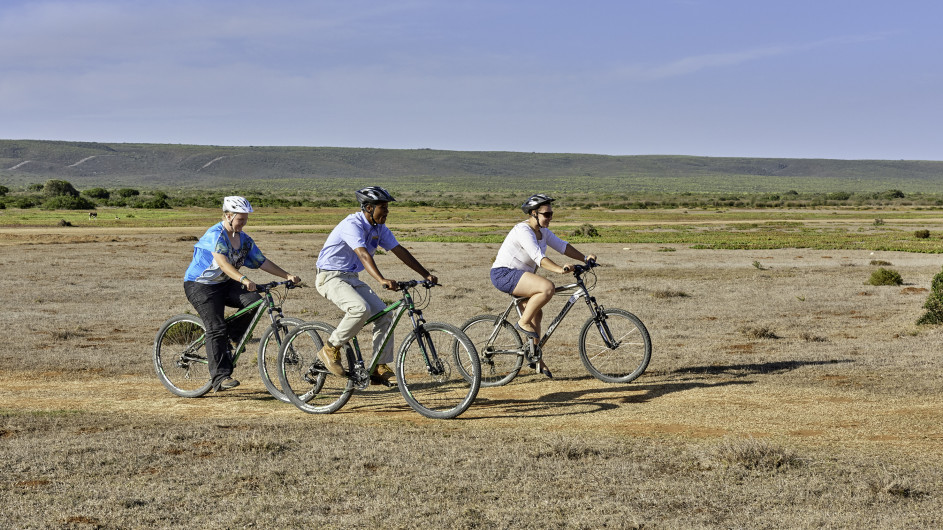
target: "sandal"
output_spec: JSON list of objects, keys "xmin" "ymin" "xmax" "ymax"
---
[{"xmin": 514, "ymin": 321, "xmax": 539, "ymax": 341}]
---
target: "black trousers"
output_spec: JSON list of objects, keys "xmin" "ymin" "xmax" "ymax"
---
[{"xmin": 183, "ymin": 280, "xmax": 261, "ymax": 387}]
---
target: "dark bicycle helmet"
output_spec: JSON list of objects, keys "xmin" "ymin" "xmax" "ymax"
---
[
  {"xmin": 355, "ymin": 186, "xmax": 396, "ymax": 205},
  {"xmin": 520, "ymin": 193, "xmax": 554, "ymax": 215}
]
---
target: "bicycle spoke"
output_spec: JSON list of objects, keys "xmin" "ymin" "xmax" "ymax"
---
[
  {"xmin": 397, "ymin": 323, "xmax": 480, "ymax": 419},
  {"xmin": 278, "ymin": 322, "xmax": 354, "ymax": 414},
  {"xmin": 579, "ymin": 309, "xmax": 651, "ymax": 384},
  {"xmin": 153, "ymin": 315, "xmax": 213, "ymax": 397},
  {"xmin": 460, "ymin": 315, "xmax": 524, "ymax": 387}
]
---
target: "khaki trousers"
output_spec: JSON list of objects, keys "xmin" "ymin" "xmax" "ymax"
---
[{"xmin": 315, "ymin": 270, "xmax": 394, "ymax": 364}]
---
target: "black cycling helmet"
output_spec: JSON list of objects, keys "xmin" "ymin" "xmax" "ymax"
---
[
  {"xmin": 355, "ymin": 186, "xmax": 396, "ymax": 205},
  {"xmin": 521, "ymin": 193, "xmax": 554, "ymax": 215}
]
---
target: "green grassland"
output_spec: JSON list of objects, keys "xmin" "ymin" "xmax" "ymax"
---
[{"xmin": 6, "ymin": 204, "xmax": 943, "ymax": 253}]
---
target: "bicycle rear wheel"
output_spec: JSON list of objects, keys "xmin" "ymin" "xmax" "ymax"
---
[
  {"xmin": 277, "ymin": 321, "xmax": 354, "ymax": 414},
  {"xmin": 578, "ymin": 308, "xmax": 651, "ymax": 384},
  {"xmin": 153, "ymin": 314, "xmax": 213, "ymax": 397},
  {"xmin": 257, "ymin": 317, "xmax": 304, "ymax": 403},
  {"xmin": 396, "ymin": 322, "xmax": 480, "ymax": 419},
  {"xmin": 460, "ymin": 314, "xmax": 524, "ymax": 387}
]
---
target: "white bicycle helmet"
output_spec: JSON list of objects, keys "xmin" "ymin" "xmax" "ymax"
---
[{"xmin": 222, "ymin": 196, "xmax": 254, "ymax": 213}]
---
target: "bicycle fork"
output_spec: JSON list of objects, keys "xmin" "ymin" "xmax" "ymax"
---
[
  {"xmin": 585, "ymin": 298, "xmax": 620, "ymax": 349},
  {"xmin": 410, "ymin": 310, "xmax": 448, "ymax": 378}
]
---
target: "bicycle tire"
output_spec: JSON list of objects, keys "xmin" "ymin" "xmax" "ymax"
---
[
  {"xmin": 578, "ymin": 308, "xmax": 651, "ymax": 384},
  {"xmin": 460, "ymin": 314, "xmax": 524, "ymax": 387},
  {"xmin": 277, "ymin": 321, "xmax": 354, "ymax": 414},
  {"xmin": 153, "ymin": 314, "xmax": 213, "ymax": 398},
  {"xmin": 396, "ymin": 322, "xmax": 480, "ymax": 419},
  {"xmin": 257, "ymin": 317, "xmax": 305, "ymax": 403}
]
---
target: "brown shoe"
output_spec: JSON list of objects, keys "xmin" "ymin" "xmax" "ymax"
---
[
  {"xmin": 316, "ymin": 343, "xmax": 345, "ymax": 376},
  {"xmin": 370, "ymin": 363, "xmax": 396, "ymax": 387}
]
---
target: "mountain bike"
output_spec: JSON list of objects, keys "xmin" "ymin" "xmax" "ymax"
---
[
  {"xmin": 461, "ymin": 259, "xmax": 651, "ymax": 387},
  {"xmin": 277, "ymin": 280, "xmax": 481, "ymax": 419},
  {"xmin": 153, "ymin": 280, "xmax": 306, "ymax": 400}
]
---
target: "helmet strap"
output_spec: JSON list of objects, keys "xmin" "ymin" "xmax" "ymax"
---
[{"xmin": 363, "ymin": 204, "xmax": 378, "ymax": 226}]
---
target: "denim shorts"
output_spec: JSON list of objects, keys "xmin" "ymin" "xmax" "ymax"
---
[{"xmin": 490, "ymin": 267, "xmax": 526, "ymax": 295}]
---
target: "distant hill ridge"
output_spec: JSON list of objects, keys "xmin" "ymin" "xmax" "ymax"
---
[{"xmin": 2, "ymin": 139, "xmax": 942, "ymax": 193}]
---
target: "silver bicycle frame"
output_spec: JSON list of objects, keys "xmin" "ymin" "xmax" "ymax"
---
[{"xmin": 488, "ymin": 281, "xmax": 588, "ymax": 349}]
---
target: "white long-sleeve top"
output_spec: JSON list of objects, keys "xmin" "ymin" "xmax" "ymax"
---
[{"xmin": 492, "ymin": 221, "xmax": 568, "ymax": 273}]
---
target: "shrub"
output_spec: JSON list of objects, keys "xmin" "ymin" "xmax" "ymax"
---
[
  {"xmin": 83, "ymin": 187, "xmax": 110, "ymax": 199},
  {"xmin": 915, "ymin": 229, "xmax": 930, "ymax": 239},
  {"xmin": 115, "ymin": 188, "xmax": 140, "ymax": 198},
  {"xmin": 571, "ymin": 223, "xmax": 599, "ymax": 237},
  {"xmin": 42, "ymin": 195, "xmax": 96, "ymax": 210},
  {"xmin": 10, "ymin": 197, "xmax": 38, "ymax": 208},
  {"xmin": 917, "ymin": 266, "xmax": 943, "ymax": 325},
  {"xmin": 869, "ymin": 260, "xmax": 892, "ymax": 266},
  {"xmin": 43, "ymin": 179, "xmax": 79, "ymax": 197},
  {"xmin": 867, "ymin": 268, "xmax": 903, "ymax": 286},
  {"xmin": 0, "ymin": 185, "xmax": 8, "ymax": 196}
]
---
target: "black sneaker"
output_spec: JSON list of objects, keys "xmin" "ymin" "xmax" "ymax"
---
[{"xmin": 213, "ymin": 377, "xmax": 240, "ymax": 392}]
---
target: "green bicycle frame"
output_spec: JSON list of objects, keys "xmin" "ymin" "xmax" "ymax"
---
[
  {"xmin": 187, "ymin": 295, "xmax": 274, "ymax": 363},
  {"xmin": 347, "ymin": 296, "xmax": 409, "ymax": 373}
]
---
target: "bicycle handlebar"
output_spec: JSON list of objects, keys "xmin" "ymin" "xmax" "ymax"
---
[
  {"xmin": 572, "ymin": 258, "xmax": 598, "ymax": 276},
  {"xmin": 255, "ymin": 279, "xmax": 300, "ymax": 293},
  {"xmin": 395, "ymin": 279, "xmax": 440, "ymax": 291}
]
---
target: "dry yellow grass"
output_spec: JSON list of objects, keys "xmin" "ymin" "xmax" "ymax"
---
[{"xmin": 2, "ymin": 224, "xmax": 943, "ymax": 528}]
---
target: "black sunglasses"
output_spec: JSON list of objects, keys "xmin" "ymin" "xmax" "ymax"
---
[{"xmin": 537, "ymin": 211, "xmax": 553, "ymax": 218}]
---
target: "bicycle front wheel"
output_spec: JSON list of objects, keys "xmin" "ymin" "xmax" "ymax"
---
[
  {"xmin": 578, "ymin": 309, "xmax": 651, "ymax": 384},
  {"xmin": 397, "ymin": 323, "xmax": 480, "ymax": 419},
  {"xmin": 460, "ymin": 314, "xmax": 524, "ymax": 387},
  {"xmin": 277, "ymin": 321, "xmax": 354, "ymax": 414},
  {"xmin": 258, "ymin": 317, "xmax": 305, "ymax": 403},
  {"xmin": 153, "ymin": 314, "xmax": 213, "ymax": 397}
]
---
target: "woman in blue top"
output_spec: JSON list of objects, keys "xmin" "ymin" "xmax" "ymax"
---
[{"xmin": 184, "ymin": 196, "xmax": 301, "ymax": 392}]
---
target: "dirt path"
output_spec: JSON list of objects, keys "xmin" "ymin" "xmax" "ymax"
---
[{"xmin": 3, "ymin": 368, "xmax": 940, "ymax": 459}]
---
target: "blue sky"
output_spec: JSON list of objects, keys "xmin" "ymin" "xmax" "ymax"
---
[{"xmin": 1, "ymin": 0, "xmax": 940, "ymax": 160}]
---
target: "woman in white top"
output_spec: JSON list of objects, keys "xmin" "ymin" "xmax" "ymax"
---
[{"xmin": 490, "ymin": 194, "xmax": 596, "ymax": 377}]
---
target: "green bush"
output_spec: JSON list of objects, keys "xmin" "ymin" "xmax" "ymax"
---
[
  {"xmin": 0, "ymin": 185, "xmax": 8, "ymax": 196},
  {"xmin": 917, "ymin": 266, "xmax": 943, "ymax": 325},
  {"xmin": 42, "ymin": 195, "xmax": 96, "ymax": 210},
  {"xmin": 915, "ymin": 229, "xmax": 930, "ymax": 239},
  {"xmin": 10, "ymin": 197, "xmax": 39, "ymax": 208},
  {"xmin": 867, "ymin": 268, "xmax": 903, "ymax": 286},
  {"xmin": 83, "ymin": 187, "xmax": 110, "ymax": 199},
  {"xmin": 115, "ymin": 188, "xmax": 140, "ymax": 198},
  {"xmin": 43, "ymin": 179, "xmax": 79, "ymax": 198},
  {"xmin": 571, "ymin": 223, "xmax": 599, "ymax": 238}
]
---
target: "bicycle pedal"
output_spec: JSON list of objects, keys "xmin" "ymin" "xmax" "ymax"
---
[{"xmin": 369, "ymin": 375, "xmax": 397, "ymax": 388}]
